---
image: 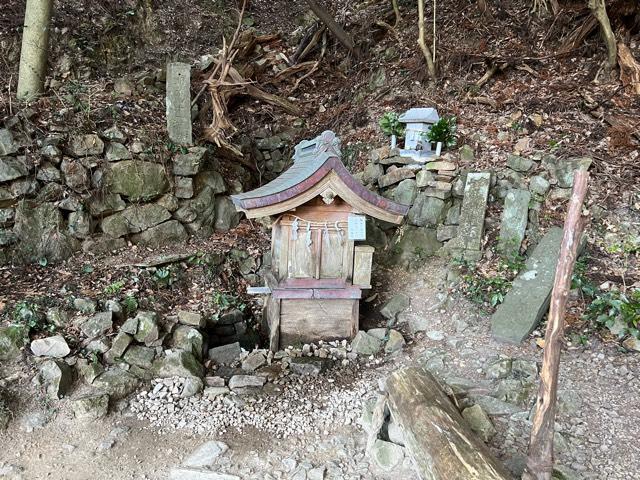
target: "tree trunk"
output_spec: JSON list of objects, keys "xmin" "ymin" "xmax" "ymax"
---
[
  {"xmin": 17, "ymin": 0, "xmax": 53, "ymax": 100},
  {"xmin": 522, "ymin": 170, "xmax": 589, "ymax": 480},
  {"xmin": 588, "ymin": 0, "xmax": 618, "ymax": 71},
  {"xmin": 386, "ymin": 367, "xmax": 513, "ymax": 480},
  {"xmin": 417, "ymin": 0, "xmax": 437, "ymax": 80}
]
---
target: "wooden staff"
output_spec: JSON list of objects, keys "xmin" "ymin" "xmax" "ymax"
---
[{"xmin": 522, "ymin": 169, "xmax": 589, "ymax": 480}]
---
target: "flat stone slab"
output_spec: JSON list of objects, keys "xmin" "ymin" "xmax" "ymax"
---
[
  {"xmin": 183, "ymin": 441, "xmax": 229, "ymax": 468},
  {"xmin": 498, "ymin": 189, "xmax": 531, "ymax": 256},
  {"xmin": 491, "ymin": 227, "xmax": 563, "ymax": 343},
  {"xmin": 443, "ymin": 172, "xmax": 491, "ymax": 259}
]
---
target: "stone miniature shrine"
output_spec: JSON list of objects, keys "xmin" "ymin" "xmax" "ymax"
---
[
  {"xmin": 398, "ymin": 107, "xmax": 441, "ymax": 160},
  {"xmin": 231, "ymin": 131, "xmax": 409, "ymax": 350}
]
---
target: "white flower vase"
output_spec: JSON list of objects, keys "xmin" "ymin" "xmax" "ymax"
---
[{"xmin": 390, "ymin": 134, "xmax": 397, "ymax": 149}]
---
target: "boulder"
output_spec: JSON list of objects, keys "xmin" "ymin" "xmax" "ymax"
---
[
  {"xmin": 14, "ymin": 201, "xmax": 78, "ymax": 262},
  {"xmin": 384, "ymin": 329, "xmax": 406, "ymax": 353},
  {"xmin": 462, "ymin": 404, "xmax": 496, "ymax": 442},
  {"xmin": 228, "ymin": 375, "xmax": 265, "ymax": 390},
  {"xmin": 208, "ymin": 342, "xmax": 241, "ymax": 365},
  {"xmin": 389, "ymin": 226, "xmax": 442, "ymax": 267},
  {"xmin": 0, "ymin": 156, "xmax": 30, "ymax": 182},
  {"xmin": 289, "ymin": 357, "xmax": 328, "ymax": 376},
  {"xmin": 214, "ymin": 196, "xmax": 240, "ymax": 232},
  {"xmin": 152, "ymin": 350, "xmax": 203, "ymax": 379},
  {"xmin": 175, "ymin": 176, "xmax": 194, "ymax": 199},
  {"xmin": 177, "ymin": 310, "xmax": 204, "ymax": 328},
  {"xmin": 529, "ymin": 175, "xmax": 550, "ymax": 196},
  {"xmin": 378, "ymin": 168, "xmax": 415, "ymax": 188},
  {"xmin": 173, "ymin": 147, "xmax": 207, "ymax": 176},
  {"xmin": 30, "ymin": 335, "xmax": 70, "ymax": 358},
  {"xmin": 87, "ymin": 193, "xmax": 126, "ymax": 217},
  {"xmin": 71, "ymin": 393, "xmax": 109, "ymax": 420},
  {"xmin": 107, "ymin": 160, "xmax": 169, "ymax": 200},
  {"xmin": 393, "ymin": 179, "xmax": 418, "ymax": 206},
  {"xmin": 123, "ymin": 346, "xmax": 156, "ymax": 369},
  {"xmin": 362, "ymin": 163, "xmax": 384, "ymax": 185},
  {"xmin": 172, "ymin": 325, "xmax": 204, "ymax": 360},
  {"xmin": 351, "ymin": 331, "xmax": 382, "ymax": 355},
  {"xmin": 81, "ymin": 312, "xmax": 113, "ymax": 338},
  {"xmin": 120, "ymin": 204, "xmax": 172, "ymax": 234},
  {"xmin": 183, "ymin": 441, "xmax": 229, "ymax": 468},
  {"xmin": 507, "ymin": 154, "xmax": 534, "ymax": 172},
  {"xmin": 380, "ymin": 294, "xmax": 410, "ymax": 320},
  {"xmin": 35, "ymin": 162, "xmax": 62, "ymax": 182},
  {"xmin": 93, "ymin": 369, "xmax": 139, "ymax": 400},
  {"xmin": 104, "ymin": 332, "xmax": 132, "ymax": 363},
  {"xmin": 369, "ymin": 439, "xmax": 405, "ymax": 471},
  {"xmin": 241, "ymin": 351, "xmax": 267, "ymax": 372},
  {"xmin": 416, "ymin": 169, "xmax": 435, "ymax": 187},
  {"xmin": 130, "ymin": 220, "xmax": 187, "ymax": 247},
  {"xmin": 67, "ymin": 134, "xmax": 104, "ymax": 157},
  {"xmin": 67, "ymin": 210, "xmax": 91, "ymax": 239},
  {"xmin": 623, "ymin": 336, "xmax": 640, "ymax": 352},
  {"xmin": 194, "ymin": 170, "xmax": 226, "ymax": 195},
  {"xmin": 101, "ymin": 212, "xmax": 129, "ymax": 238},
  {"xmin": 133, "ymin": 311, "xmax": 159, "ymax": 345},
  {"xmin": 458, "ymin": 145, "xmax": 475, "ymax": 162},
  {"xmin": 39, "ymin": 359, "xmax": 73, "ymax": 399},
  {"xmin": 77, "ymin": 359, "xmax": 104, "ymax": 384},
  {"xmin": 60, "ymin": 158, "xmax": 90, "ymax": 192},
  {"xmin": 0, "ymin": 325, "xmax": 28, "ymax": 361},
  {"xmin": 105, "ymin": 142, "xmax": 132, "ymax": 161},
  {"xmin": 102, "ymin": 126, "xmax": 126, "ymax": 143},
  {"xmin": 0, "ymin": 128, "xmax": 18, "ymax": 155},
  {"xmin": 73, "ymin": 297, "xmax": 96, "ymax": 314},
  {"xmin": 542, "ymin": 156, "xmax": 592, "ymax": 188},
  {"xmin": 407, "ymin": 193, "xmax": 446, "ymax": 226}
]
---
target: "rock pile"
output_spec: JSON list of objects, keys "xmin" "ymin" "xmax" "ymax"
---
[{"xmin": 358, "ymin": 144, "xmax": 593, "ymax": 265}]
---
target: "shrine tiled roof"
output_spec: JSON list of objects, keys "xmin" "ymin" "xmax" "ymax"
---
[{"xmin": 231, "ymin": 131, "xmax": 409, "ymax": 224}]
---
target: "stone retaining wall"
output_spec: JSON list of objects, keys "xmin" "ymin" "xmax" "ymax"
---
[{"xmin": 0, "ymin": 119, "xmax": 242, "ymax": 263}]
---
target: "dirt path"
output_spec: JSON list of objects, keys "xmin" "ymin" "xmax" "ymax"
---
[{"xmin": 1, "ymin": 258, "xmax": 639, "ymax": 479}]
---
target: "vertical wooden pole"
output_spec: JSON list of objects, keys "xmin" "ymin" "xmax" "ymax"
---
[
  {"xmin": 17, "ymin": 0, "xmax": 53, "ymax": 100},
  {"xmin": 522, "ymin": 170, "xmax": 589, "ymax": 480}
]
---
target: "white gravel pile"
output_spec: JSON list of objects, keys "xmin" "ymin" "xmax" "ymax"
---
[{"xmin": 129, "ymin": 369, "xmax": 376, "ymax": 438}]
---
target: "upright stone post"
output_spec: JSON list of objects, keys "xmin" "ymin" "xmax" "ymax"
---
[
  {"xmin": 17, "ymin": 0, "xmax": 53, "ymax": 100},
  {"xmin": 166, "ymin": 62, "xmax": 193, "ymax": 146}
]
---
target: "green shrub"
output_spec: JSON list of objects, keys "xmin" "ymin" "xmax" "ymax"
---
[
  {"xmin": 12, "ymin": 301, "xmax": 55, "ymax": 333},
  {"xmin": 379, "ymin": 112, "xmax": 405, "ymax": 138},
  {"xmin": 426, "ymin": 116, "xmax": 457, "ymax": 148},
  {"xmin": 584, "ymin": 289, "xmax": 640, "ymax": 339}
]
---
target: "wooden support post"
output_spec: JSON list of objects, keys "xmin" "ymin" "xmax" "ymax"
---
[
  {"xmin": 386, "ymin": 367, "xmax": 513, "ymax": 480},
  {"xmin": 305, "ymin": 0, "xmax": 360, "ymax": 57},
  {"xmin": 522, "ymin": 170, "xmax": 589, "ymax": 480}
]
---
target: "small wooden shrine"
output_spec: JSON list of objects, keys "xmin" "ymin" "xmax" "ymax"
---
[{"xmin": 231, "ymin": 131, "xmax": 409, "ymax": 350}]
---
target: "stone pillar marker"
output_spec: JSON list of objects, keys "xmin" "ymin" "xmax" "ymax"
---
[
  {"xmin": 498, "ymin": 189, "xmax": 531, "ymax": 257},
  {"xmin": 166, "ymin": 62, "xmax": 193, "ymax": 146},
  {"xmin": 442, "ymin": 172, "xmax": 491, "ymax": 261}
]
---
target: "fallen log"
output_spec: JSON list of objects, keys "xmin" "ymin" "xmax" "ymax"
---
[
  {"xmin": 305, "ymin": 0, "xmax": 360, "ymax": 57},
  {"xmin": 386, "ymin": 367, "xmax": 513, "ymax": 480}
]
